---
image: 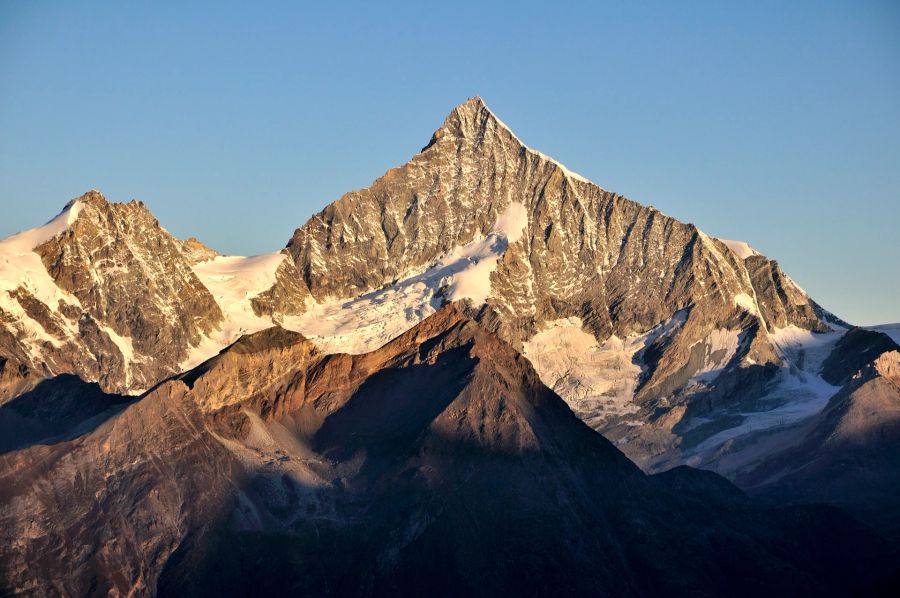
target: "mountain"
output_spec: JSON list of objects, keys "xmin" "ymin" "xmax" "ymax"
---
[
  {"xmin": 282, "ymin": 97, "xmax": 855, "ymax": 473},
  {"xmin": 0, "ymin": 306, "xmax": 889, "ymax": 596},
  {"xmin": 0, "ymin": 98, "xmax": 893, "ymax": 478},
  {"xmin": 2, "ymin": 96, "xmax": 900, "ymax": 594},
  {"xmin": 0, "ymin": 191, "xmax": 306, "ymax": 400}
]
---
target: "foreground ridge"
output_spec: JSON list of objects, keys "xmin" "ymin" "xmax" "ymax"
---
[{"xmin": 0, "ymin": 306, "xmax": 890, "ymax": 595}]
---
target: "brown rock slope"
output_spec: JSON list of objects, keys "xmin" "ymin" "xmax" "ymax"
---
[
  {"xmin": 739, "ymin": 348, "xmax": 900, "ymax": 538},
  {"xmin": 0, "ymin": 306, "xmax": 891, "ymax": 596}
]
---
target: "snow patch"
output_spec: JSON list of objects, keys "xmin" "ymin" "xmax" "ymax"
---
[
  {"xmin": 0, "ymin": 200, "xmax": 86, "ymax": 357},
  {"xmin": 1, "ymin": 200, "xmax": 84, "ymax": 253},
  {"xmin": 492, "ymin": 201, "xmax": 529, "ymax": 243},
  {"xmin": 769, "ymin": 325, "xmax": 841, "ymax": 372},
  {"xmin": 99, "ymin": 324, "xmax": 142, "ymax": 389},
  {"xmin": 690, "ymin": 329, "xmax": 742, "ymax": 383},
  {"xmin": 687, "ymin": 325, "xmax": 845, "ymax": 461},
  {"xmin": 734, "ymin": 293, "xmax": 760, "ymax": 316},
  {"xmin": 717, "ymin": 238, "xmax": 758, "ymax": 260}
]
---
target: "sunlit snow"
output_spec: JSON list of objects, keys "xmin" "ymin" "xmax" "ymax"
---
[
  {"xmin": 283, "ymin": 202, "xmax": 529, "ymax": 354},
  {"xmin": 0, "ymin": 200, "xmax": 85, "ymax": 358},
  {"xmin": 522, "ymin": 312, "xmax": 687, "ymax": 425},
  {"xmin": 183, "ymin": 252, "xmax": 287, "ymax": 368},
  {"xmin": 717, "ymin": 238, "xmax": 758, "ymax": 260}
]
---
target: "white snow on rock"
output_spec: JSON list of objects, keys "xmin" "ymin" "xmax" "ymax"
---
[
  {"xmin": 689, "ymin": 329, "xmax": 742, "ymax": 384},
  {"xmin": 282, "ymin": 281, "xmax": 439, "ymax": 356},
  {"xmin": 717, "ymin": 238, "xmax": 758, "ymax": 260},
  {"xmin": 0, "ymin": 200, "xmax": 85, "ymax": 357},
  {"xmin": 734, "ymin": 293, "xmax": 760, "ymax": 316},
  {"xmin": 284, "ymin": 202, "xmax": 529, "ymax": 355},
  {"xmin": 99, "ymin": 323, "xmax": 141, "ymax": 389},
  {"xmin": 183, "ymin": 252, "xmax": 287, "ymax": 368},
  {"xmin": 684, "ymin": 324, "xmax": 845, "ymax": 466},
  {"xmin": 769, "ymin": 324, "xmax": 843, "ymax": 370},
  {"xmin": 491, "ymin": 200, "xmax": 529, "ymax": 243},
  {"xmin": 523, "ymin": 318, "xmax": 642, "ymax": 426},
  {"xmin": 0, "ymin": 199, "xmax": 84, "ymax": 255},
  {"xmin": 0, "ymin": 199, "xmax": 84, "ymax": 296},
  {"xmin": 522, "ymin": 312, "xmax": 687, "ymax": 427}
]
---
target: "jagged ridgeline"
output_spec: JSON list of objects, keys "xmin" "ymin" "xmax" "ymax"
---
[
  {"xmin": 2, "ymin": 97, "xmax": 900, "ymax": 595},
  {"xmin": 2, "ymin": 98, "xmax": 894, "ymax": 476}
]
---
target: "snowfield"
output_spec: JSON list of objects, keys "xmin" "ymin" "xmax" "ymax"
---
[
  {"xmin": 522, "ymin": 312, "xmax": 687, "ymax": 425},
  {"xmin": 282, "ymin": 201, "xmax": 529, "ymax": 354},
  {"xmin": 0, "ymin": 199, "xmax": 85, "ymax": 360},
  {"xmin": 182, "ymin": 252, "xmax": 287, "ymax": 369}
]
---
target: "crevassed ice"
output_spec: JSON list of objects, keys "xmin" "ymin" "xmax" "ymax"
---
[{"xmin": 522, "ymin": 312, "xmax": 688, "ymax": 427}]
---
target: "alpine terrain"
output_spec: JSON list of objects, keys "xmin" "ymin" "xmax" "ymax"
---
[{"xmin": 1, "ymin": 97, "xmax": 898, "ymax": 595}]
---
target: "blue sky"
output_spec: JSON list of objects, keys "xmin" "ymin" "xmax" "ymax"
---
[{"xmin": 1, "ymin": 1, "xmax": 898, "ymax": 324}]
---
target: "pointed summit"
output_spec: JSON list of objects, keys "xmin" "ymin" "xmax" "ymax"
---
[
  {"xmin": 425, "ymin": 97, "xmax": 594, "ymax": 185},
  {"xmin": 424, "ymin": 96, "xmax": 514, "ymax": 151},
  {"xmin": 73, "ymin": 189, "xmax": 108, "ymax": 206}
]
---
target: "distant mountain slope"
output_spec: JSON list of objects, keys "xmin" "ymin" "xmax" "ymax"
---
[
  {"xmin": 0, "ymin": 306, "xmax": 889, "ymax": 596},
  {"xmin": 738, "ymin": 347, "xmax": 900, "ymax": 538}
]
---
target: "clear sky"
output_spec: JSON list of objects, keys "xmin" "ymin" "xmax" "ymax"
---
[{"xmin": 1, "ymin": 1, "xmax": 898, "ymax": 324}]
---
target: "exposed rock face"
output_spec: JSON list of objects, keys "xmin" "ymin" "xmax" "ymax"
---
[
  {"xmin": 0, "ymin": 191, "xmax": 307, "ymax": 398},
  {"xmin": 743, "ymin": 254, "xmax": 831, "ymax": 332},
  {"xmin": 0, "ymin": 307, "xmax": 889, "ymax": 596},
  {"xmin": 0, "ymin": 354, "xmax": 38, "ymax": 405},
  {"xmin": 177, "ymin": 237, "xmax": 220, "ymax": 265},
  {"xmin": 249, "ymin": 254, "xmax": 309, "ymax": 319},
  {"xmin": 820, "ymin": 327, "xmax": 899, "ymax": 385},
  {"xmin": 0, "ymin": 101, "xmax": 854, "ymax": 471},
  {"xmin": 0, "ymin": 191, "xmax": 224, "ymax": 395},
  {"xmin": 285, "ymin": 97, "xmax": 839, "ymax": 468},
  {"xmin": 35, "ymin": 192, "xmax": 225, "ymax": 387}
]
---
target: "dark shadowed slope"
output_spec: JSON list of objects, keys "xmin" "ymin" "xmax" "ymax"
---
[{"xmin": 0, "ymin": 306, "xmax": 892, "ymax": 596}]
